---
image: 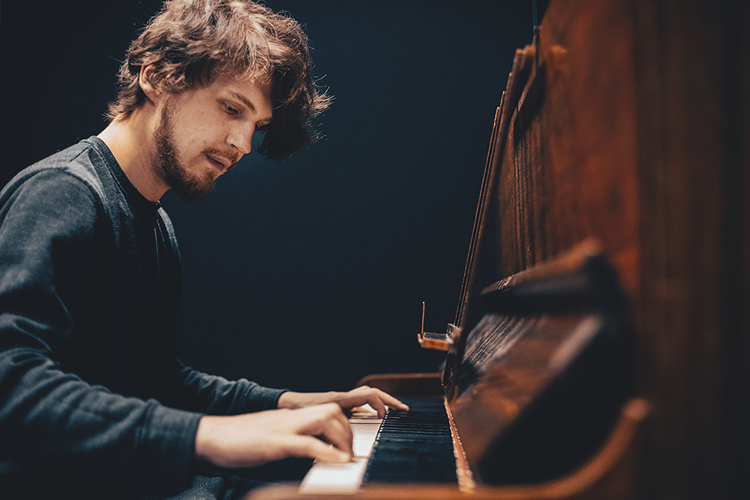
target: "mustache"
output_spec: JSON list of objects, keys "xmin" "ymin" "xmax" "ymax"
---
[{"xmin": 203, "ymin": 148, "xmax": 241, "ymax": 170}]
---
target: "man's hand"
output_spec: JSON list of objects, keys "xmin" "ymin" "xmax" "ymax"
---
[
  {"xmin": 194, "ymin": 403, "xmax": 353, "ymax": 468},
  {"xmin": 277, "ymin": 385, "xmax": 409, "ymax": 418}
]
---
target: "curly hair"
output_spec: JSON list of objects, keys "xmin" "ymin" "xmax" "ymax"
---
[{"xmin": 107, "ymin": 0, "xmax": 330, "ymax": 160}]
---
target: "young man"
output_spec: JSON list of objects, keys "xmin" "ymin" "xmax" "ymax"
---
[{"xmin": 0, "ymin": 1, "xmax": 406, "ymax": 498}]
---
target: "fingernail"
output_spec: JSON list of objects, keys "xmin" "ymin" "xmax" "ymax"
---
[{"xmin": 338, "ymin": 452, "xmax": 351, "ymax": 462}]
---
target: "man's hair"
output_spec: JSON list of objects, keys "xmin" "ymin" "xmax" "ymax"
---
[{"xmin": 107, "ymin": 0, "xmax": 329, "ymax": 160}]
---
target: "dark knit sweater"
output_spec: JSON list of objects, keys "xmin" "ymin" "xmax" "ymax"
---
[{"xmin": 0, "ymin": 137, "xmax": 284, "ymax": 498}]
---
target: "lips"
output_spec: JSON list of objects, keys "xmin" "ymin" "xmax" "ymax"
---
[{"xmin": 206, "ymin": 154, "xmax": 229, "ymax": 174}]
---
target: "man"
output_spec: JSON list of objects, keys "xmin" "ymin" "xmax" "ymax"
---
[{"xmin": 0, "ymin": 1, "xmax": 407, "ymax": 498}]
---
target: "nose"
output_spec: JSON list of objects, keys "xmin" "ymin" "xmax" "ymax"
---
[{"xmin": 229, "ymin": 123, "xmax": 255, "ymax": 155}]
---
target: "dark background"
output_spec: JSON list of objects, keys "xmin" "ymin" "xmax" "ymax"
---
[{"xmin": 0, "ymin": 1, "xmax": 537, "ymax": 392}]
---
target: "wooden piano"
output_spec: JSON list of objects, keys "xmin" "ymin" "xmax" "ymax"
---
[{"xmin": 248, "ymin": 0, "xmax": 749, "ymax": 498}]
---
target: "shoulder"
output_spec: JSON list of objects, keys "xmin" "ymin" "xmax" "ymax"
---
[
  {"xmin": 5, "ymin": 139, "xmax": 106, "ymax": 201},
  {"xmin": 0, "ymin": 141, "xmax": 108, "ymax": 234}
]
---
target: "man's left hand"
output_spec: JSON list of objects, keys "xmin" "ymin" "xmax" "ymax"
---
[{"xmin": 277, "ymin": 386, "xmax": 409, "ymax": 418}]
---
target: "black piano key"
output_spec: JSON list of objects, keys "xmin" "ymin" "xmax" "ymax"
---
[{"xmin": 363, "ymin": 397, "xmax": 458, "ymax": 484}]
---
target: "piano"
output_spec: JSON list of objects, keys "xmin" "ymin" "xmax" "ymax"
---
[
  {"xmin": 247, "ymin": 0, "xmax": 750, "ymax": 497},
  {"xmin": 248, "ymin": 240, "xmax": 645, "ymax": 500}
]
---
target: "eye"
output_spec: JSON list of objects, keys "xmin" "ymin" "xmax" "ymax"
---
[
  {"xmin": 256, "ymin": 122, "xmax": 271, "ymax": 132},
  {"xmin": 222, "ymin": 102, "xmax": 239, "ymax": 115}
]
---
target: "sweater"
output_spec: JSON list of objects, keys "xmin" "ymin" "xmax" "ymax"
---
[{"xmin": 0, "ymin": 137, "xmax": 285, "ymax": 498}]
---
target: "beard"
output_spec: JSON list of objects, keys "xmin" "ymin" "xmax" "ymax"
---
[{"xmin": 153, "ymin": 100, "xmax": 216, "ymax": 201}]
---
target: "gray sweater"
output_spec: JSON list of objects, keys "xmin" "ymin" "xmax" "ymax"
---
[{"xmin": 0, "ymin": 137, "xmax": 285, "ymax": 498}]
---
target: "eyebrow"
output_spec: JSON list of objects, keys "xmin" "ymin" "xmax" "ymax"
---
[{"xmin": 228, "ymin": 91, "xmax": 273, "ymax": 124}]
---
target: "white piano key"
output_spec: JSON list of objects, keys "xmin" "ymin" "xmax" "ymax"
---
[
  {"xmin": 299, "ymin": 458, "xmax": 368, "ymax": 494},
  {"xmin": 352, "ymin": 424, "xmax": 380, "ymax": 457},
  {"xmin": 300, "ymin": 407, "xmax": 384, "ymax": 493}
]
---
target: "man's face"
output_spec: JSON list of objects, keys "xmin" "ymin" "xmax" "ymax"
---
[{"xmin": 153, "ymin": 75, "xmax": 274, "ymax": 201}]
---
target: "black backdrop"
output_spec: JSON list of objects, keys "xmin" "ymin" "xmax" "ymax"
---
[{"xmin": 0, "ymin": 1, "xmax": 535, "ymax": 393}]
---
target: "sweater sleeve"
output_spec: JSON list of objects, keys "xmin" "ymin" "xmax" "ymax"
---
[
  {"xmin": 0, "ymin": 170, "xmax": 202, "ymax": 485},
  {"xmin": 178, "ymin": 361, "xmax": 287, "ymax": 415}
]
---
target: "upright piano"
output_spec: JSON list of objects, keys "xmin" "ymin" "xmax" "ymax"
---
[
  {"xmin": 248, "ymin": 238, "xmax": 647, "ymax": 500},
  {"xmin": 249, "ymin": 0, "xmax": 750, "ymax": 497}
]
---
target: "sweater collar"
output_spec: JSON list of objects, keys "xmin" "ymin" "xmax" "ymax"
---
[{"xmin": 85, "ymin": 136, "xmax": 162, "ymax": 214}]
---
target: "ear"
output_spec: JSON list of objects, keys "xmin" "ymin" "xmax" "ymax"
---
[{"xmin": 138, "ymin": 65, "xmax": 162, "ymax": 105}]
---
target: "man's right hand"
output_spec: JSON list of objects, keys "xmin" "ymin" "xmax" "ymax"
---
[{"xmin": 194, "ymin": 403, "xmax": 353, "ymax": 469}]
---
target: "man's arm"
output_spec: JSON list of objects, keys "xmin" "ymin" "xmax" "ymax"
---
[
  {"xmin": 191, "ymin": 386, "xmax": 409, "ymax": 469},
  {"xmin": 0, "ymin": 344, "xmax": 202, "ymax": 481},
  {"xmin": 0, "ymin": 170, "xmax": 199, "ymax": 484},
  {"xmin": 191, "ymin": 386, "xmax": 410, "ymax": 469},
  {"xmin": 178, "ymin": 362, "xmax": 286, "ymax": 414}
]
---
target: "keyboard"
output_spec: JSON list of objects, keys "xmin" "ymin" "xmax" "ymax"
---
[{"xmin": 300, "ymin": 397, "xmax": 457, "ymax": 494}]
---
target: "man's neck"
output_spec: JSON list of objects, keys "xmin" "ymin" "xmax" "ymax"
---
[{"xmin": 98, "ymin": 108, "xmax": 169, "ymax": 203}]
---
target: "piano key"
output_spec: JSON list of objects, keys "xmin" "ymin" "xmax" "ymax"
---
[
  {"xmin": 299, "ymin": 458, "xmax": 369, "ymax": 494},
  {"xmin": 299, "ymin": 405, "xmax": 383, "ymax": 494},
  {"xmin": 364, "ymin": 398, "xmax": 458, "ymax": 484},
  {"xmin": 300, "ymin": 397, "xmax": 458, "ymax": 493}
]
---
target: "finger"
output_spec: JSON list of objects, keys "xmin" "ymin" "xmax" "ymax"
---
[
  {"xmin": 323, "ymin": 403, "xmax": 353, "ymax": 440},
  {"xmin": 297, "ymin": 403, "xmax": 349, "ymax": 430},
  {"xmin": 288, "ymin": 435, "xmax": 351, "ymax": 463},
  {"xmin": 318, "ymin": 411, "xmax": 354, "ymax": 455},
  {"xmin": 330, "ymin": 402, "xmax": 353, "ymax": 429},
  {"xmin": 365, "ymin": 394, "xmax": 388, "ymax": 418},
  {"xmin": 297, "ymin": 404, "xmax": 353, "ymax": 455},
  {"xmin": 374, "ymin": 388, "xmax": 410, "ymax": 411},
  {"xmin": 354, "ymin": 386, "xmax": 409, "ymax": 413}
]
